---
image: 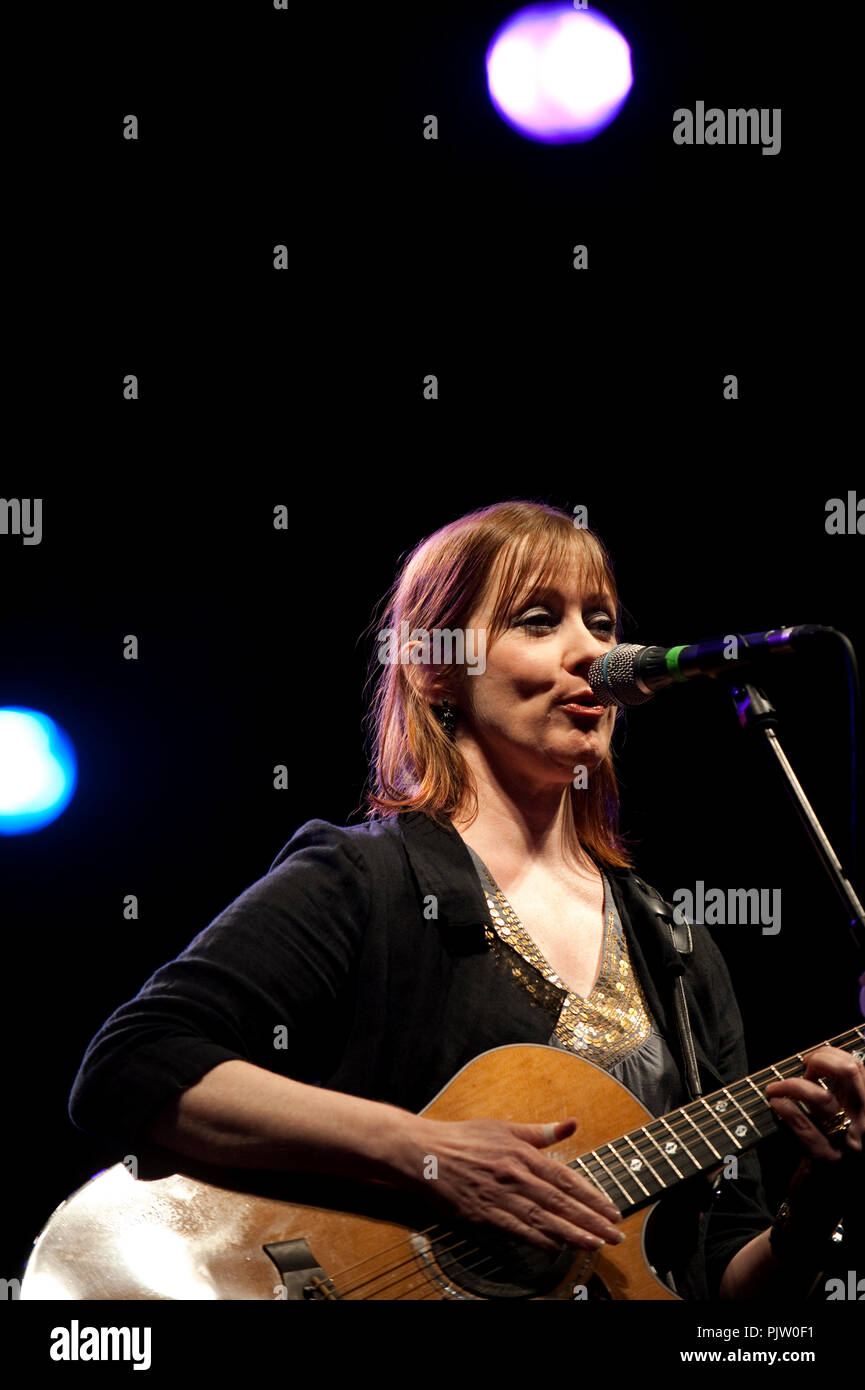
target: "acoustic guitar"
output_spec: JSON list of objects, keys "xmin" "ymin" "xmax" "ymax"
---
[{"xmin": 21, "ymin": 1025, "xmax": 865, "ymax": 1300}]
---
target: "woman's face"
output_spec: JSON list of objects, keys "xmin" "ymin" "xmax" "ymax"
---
[{"xmin": 456, "ymin": 562, "xmax": 619, "ymax": 792}]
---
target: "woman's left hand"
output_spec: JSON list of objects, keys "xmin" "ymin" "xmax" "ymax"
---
[{"xmin": 765, "ymin": 1044, "xmax": 865, "ymax": 1162}]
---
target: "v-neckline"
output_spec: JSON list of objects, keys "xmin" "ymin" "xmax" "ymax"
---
[{"xmin": 470, "ymin": 851, "xmax": 613, "ymax": 1003}]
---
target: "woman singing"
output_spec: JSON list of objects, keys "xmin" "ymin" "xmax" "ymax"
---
[{"xmin": 69, "ymin": 500, "xmax": 864, "ymax": 1300}]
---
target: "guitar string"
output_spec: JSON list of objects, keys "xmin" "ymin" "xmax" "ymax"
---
[
  {"xmin": 317, "ymin": 1181, "xmax": 603, "ymax": 1300},
  {"xmin": 334, "ymin": 1231, "xmax": 502, "ymax": 1300},
  {"xmin": 347, "ymin": 1228, "xmax": 513, "ymax": 1300},
  {"xmin": 329, "ymin": 1225, "xmax": 518, "ymax": 1300},
  {"xmin": 367, "ymin": 1232, "xmax": 553, "ymax": 1301},
  {"xmin": 298, "ymin": 1217, "xmax": 504, "ymax": 1300},
  {"xmin": 392, "ymin": 1249, "xmax": 511, "ymax": 1301},
  {"xmin": 356, "ymin": 1254, "xmax": 444, "ymax": 1300},
  {"xmin": 353, "ymin": 1238, "xmax": 499, "ymax": 1300},
  {"xmin": 356, "ymin": 1230, "xmax": 583, "ymax": 1300},
  {"xmin": 322, "ymin": 1026, "xmax": 864, "ymax": 1300}
]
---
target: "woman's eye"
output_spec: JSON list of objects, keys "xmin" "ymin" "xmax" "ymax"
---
[
  {"xmin": 515, "ymin": 610, "xmax": 616, "ymax": 635},
  {"xmin": 518, "ymin": 611, "xmax": 555, "ymax": 629}
]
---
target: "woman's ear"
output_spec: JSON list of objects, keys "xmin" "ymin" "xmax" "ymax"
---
[{"xmin": 401, "ymin": 657, "xmax": 446, "ymax": 708}]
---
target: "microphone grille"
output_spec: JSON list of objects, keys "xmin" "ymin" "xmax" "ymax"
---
[{"xmin": 587, "ymin": 644, "xmax": 654, "ymax": 708}]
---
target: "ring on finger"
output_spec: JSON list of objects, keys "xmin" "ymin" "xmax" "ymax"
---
[{"xmin": 821, "ymin": 1109, "xmax": 852, "ymax": 1137}]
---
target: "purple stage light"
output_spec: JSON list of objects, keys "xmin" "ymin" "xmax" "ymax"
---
[{"xmin": 486, "ymin": 4, "xmax": 633, "ymax": 144}]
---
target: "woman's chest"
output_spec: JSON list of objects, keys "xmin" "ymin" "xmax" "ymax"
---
[{"xmin": 492, "ymin": 877, "xmax": 608, "ymax": 999}]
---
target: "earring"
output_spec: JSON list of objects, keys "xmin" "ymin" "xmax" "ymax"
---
[{"xmin": 435, "ymin": 699, "xmax": 456, "ymax": 737}]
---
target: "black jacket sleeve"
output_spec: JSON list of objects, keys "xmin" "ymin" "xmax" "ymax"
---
[{"xmin": 68, "ymin": 820, "xmax": 371, "ymax": 1145}]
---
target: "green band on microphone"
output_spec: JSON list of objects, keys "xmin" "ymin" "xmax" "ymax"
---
[{"xmin": 665, "ymin": 645, "xmax": 689, "ymax": 681}]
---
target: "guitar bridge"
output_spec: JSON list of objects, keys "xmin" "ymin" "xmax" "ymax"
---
[{"xmin": 263, "ymin": 1238, "xmax": 340, "ymax": 1300}]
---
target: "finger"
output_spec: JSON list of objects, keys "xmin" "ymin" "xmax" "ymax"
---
[
  {"xmin": 765, "ymin": 1077, "xmax": 847, "ymax": 1125},
  {"xmin": 767, "ymin": 1094, "xmax": 842, "ymax": 1162},
  {"xmin": 513, "ymin": 1118, "xmax": 621, "ymax": 1215},
  {"xmin": 814, "ymin": 1055, "xmax": 865, "ymax": 1116},
  {"xmin": 476, "ymin": 1203, "xmax": 588, "ymax": 1253},
  {"xmin": 533, "ymin": 1151, "xmax": 622, "ymax": 1220},
  {"xmin": 504, "ymin": 1167, "xmax": 623, "ymax": 1243},
  {"xmin": 443, "ymin": 1173, "xmax": 608, "ymax": 1253},
  {"xmin": 516, "ymin": 1118, "xmax": 578, "ymax": 1149},
  {"xmin": 500, "ymin": 1191, "xmax": 621, "ymax": 1252},
  {"xmin": 801, "ymin": 1050, "xmax": 865, "ymax": 1111},
  {"xmin": 511, "ymin": 1119, "xmax": 623, "ymax": 1224},
  {"xmin": 515, "ymin": 1140, "xmax": 621, "ymax": 1219},
  {"xmin": 767, "ymin": 1082, "xmax": 863, "ymax": 1159},
  {"xmin": 801, "ymin": 1045, "xmax": 857, "ymax": 1076}
]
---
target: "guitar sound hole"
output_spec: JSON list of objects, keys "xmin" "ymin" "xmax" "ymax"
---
[{"xmin": 427, "ymin": 1223, "xmax": 579, "ymax": 1299}]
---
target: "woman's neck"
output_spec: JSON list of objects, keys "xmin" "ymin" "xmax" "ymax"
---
[{"xmin": 450, "ymin": 795, "xmax": 597, "ymax": 885}]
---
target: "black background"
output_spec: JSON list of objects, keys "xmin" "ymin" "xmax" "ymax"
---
[{"xmin": 3, "ymin": 0, "xmax": 861, "ymax": 1357}]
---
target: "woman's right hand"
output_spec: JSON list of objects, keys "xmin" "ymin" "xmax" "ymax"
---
[{"xmin": 398, "ymin": 1114, "xmax": 624, "ymax": 1251}]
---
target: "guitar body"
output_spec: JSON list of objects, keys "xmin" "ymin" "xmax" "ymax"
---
[{"xmin": 21, "ymin": 1045, "xmax": 686, "ymax": 1300}]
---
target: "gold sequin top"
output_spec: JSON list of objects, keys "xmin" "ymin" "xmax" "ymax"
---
[{"xmin": 468, "ymin": 849, "xmax": 654, "ymax": 1069}]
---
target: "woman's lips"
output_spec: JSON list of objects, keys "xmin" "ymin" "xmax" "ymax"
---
[{"xmin": 558, "ymin": 701, "xmax": 605, "ymax": 719}]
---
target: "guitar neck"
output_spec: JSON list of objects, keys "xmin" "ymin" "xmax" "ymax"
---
[{"xmin": 567, "ymin": 1023, "xmax": 865, "ymax": 1214}]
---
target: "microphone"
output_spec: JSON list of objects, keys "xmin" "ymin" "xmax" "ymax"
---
[{"xmin": 587, "ymin": 625, "xmax": 834, "ymax": 708}]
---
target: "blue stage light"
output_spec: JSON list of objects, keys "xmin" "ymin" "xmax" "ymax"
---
[{"xmin": 0, "ymin": 707, "xmax": 78, "ymax": 835}]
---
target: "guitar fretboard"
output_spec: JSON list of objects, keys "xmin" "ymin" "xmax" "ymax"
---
[{"xmin": 567, "ymin": 1024, "xmax": 865, "ymax": 1213}]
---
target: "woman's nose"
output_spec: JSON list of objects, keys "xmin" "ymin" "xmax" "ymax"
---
[{"xmin": 563, "ymin": 622, "xmax": 614, "ymax": 670}]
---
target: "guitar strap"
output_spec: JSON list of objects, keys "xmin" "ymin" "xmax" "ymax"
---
[{"xmin": 631, "ymin": 875, "xmax": 703, "ymax": 1101}]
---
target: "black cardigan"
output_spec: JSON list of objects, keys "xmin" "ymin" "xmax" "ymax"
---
[{"xmin": 69, "ymin": 810, "xmax": 773, "ymax": 1299}]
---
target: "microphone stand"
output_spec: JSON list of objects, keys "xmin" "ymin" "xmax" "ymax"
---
[{"xmin": 723, "ymin": 680, "xmax": 865, "ymax": 1017}]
